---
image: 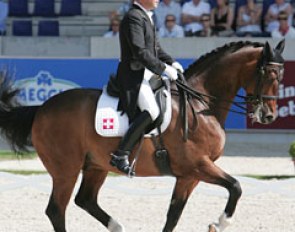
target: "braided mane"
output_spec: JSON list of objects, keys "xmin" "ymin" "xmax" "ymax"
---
[{"xmin": 184, "ymin": 41, "xmax": 264, "ymax": 79}]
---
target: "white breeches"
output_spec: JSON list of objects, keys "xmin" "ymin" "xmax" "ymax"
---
[{"xmin": 137, "ymin": 77, "xmax": 160, "ymax": 121}]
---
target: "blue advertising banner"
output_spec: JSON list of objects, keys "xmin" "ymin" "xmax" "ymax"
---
[
  {"xmin": 0, "ymin": 58, "xmax": 118, "ymax": 105},
  {"xmin": 0, "ymin": 58, "xmax": 245, "ymax": 129}
]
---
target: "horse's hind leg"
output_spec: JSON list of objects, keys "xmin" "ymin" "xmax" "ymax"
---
[
  {"xmin": 75, "ymin": 169, "xmax": 125, "ymax": 232},
  {"xmin": 46, "ymin": 176, "xmax": 79, "ymax": 232},
  {"xmin": 198, "ymin": 160, "xmax": 242, "ymax": 232},
  {"xmin": 162, "ymin": 177, "xmax": 199, "ymax": 232}
]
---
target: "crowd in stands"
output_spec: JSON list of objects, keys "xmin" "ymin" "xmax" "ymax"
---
[
  {"xmin": 107, "ymin": 0, "xmax": 295, "ymax": 39},
  {"xmin": 2, "ymin": 0, "xmax": 295, "ymax": 38}
]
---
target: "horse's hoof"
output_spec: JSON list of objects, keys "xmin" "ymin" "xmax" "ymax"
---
[{"xmin": 208, "ymin": 224, "xmax": 219, "ymax": 232}]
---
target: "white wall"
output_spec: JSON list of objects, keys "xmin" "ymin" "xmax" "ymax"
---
[{"xmin": 1, "ymin": 37, "xmax": 294, "ymax": 60}]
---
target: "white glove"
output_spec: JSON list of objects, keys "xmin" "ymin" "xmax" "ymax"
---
[
  {"xmin": 172, "ymin": 61, "xmax": 184, "ymax": 73},
  {"xmin": 164, "ymin": 64, "xmax": 178, "ymax": 81}
]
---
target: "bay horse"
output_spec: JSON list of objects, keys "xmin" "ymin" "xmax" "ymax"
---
[{"xmin": 0, "ymin": 40, "xmax": 285, "ymax": 232}]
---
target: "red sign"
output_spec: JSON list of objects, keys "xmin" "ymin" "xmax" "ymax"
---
[{"xmin": 247, "ymin": 61, "xmax": 295, "ymax": 129}]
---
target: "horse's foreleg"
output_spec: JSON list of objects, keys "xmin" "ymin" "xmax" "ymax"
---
[
  {"xmin": 75, "ymin": 169, "xmax": 125, "ymax": 232},
  {"xmin": 46, "ymin": 176, "xmax": 78, "ymax": 232},
  {"xmin": 198, "ymin": 160, "xmax": 242, "ymax": 232},
  {"xmin": 162, "ymin": 177, "xmax": 199, "ymax": 232}
]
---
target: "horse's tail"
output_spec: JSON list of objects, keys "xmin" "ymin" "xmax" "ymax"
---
[{"xmin": 0, "ymin": 71, "xmax": 39, "ymax": 153}]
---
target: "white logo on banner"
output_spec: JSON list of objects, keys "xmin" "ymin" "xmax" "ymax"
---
[
  {"xmin": 277, "ymin": 83, "xmax": 295, "ymax": 118},
  {"xmin": 15, "ymin": 70, "xmax": 80, "ymax": 106}
]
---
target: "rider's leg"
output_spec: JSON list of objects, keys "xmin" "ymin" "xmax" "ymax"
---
[{"xmin": 110, "ymin": 79, "xmax": 160, "ymax": 176}]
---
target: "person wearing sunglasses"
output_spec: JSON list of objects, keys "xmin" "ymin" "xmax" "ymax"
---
[
  {"xmin": 271, "ymin": 11, "xmax": 295, "ymax": 38},
  {"xmin": 264, "ymin": 0, "xmax": 293, "ymax": 33},
  {"xmin": 158, "ymin": 14, "xmax": 184, "ymax": 37},
  {"xmin": 195, "ymin": 13, "xmax": 217, "ymax": 36}
]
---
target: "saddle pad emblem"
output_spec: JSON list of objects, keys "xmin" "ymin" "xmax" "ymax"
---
[{"xmin": 103, "ymin": 118, "xmax": 114, "ymax": 130}]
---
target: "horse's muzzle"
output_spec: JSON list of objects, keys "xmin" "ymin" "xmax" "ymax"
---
[{"xmin": 250, "ymin": 104, "xmax": 277, "ymax": 124}]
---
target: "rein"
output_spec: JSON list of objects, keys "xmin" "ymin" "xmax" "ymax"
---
[
  {"xmin": 173, "ymin": 61, "xmax": 283, "ymax": 141},
  {"xmin": 174, "ymin": 74, "xmax": 250, "ymax": 115},
  {"xmin": 175, "ymin": 60, "xmax": 284, "ymax": 116}
]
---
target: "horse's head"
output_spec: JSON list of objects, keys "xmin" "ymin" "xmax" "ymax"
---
[{"xmin": 247, "ymin": 39, "xmax": 285, "ymax": 124}]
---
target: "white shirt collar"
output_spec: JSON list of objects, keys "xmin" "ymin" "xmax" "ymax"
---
[{"xmin": 134, "ymin": 2, "xmax": 154, "ymax": 25}]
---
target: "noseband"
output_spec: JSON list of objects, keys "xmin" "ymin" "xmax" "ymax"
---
[{"xmin": 246, "ymin": 61, "xmax": 284, "ymax": 104}]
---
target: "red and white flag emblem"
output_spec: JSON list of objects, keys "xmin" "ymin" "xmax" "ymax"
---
[{"xmin": 102, "ymin": 118, "xmax": 114, "ymax": 130}]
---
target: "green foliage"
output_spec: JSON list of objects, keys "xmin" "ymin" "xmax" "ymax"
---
[
  {"xmin": 289, "ymin": 141, "xmax": 295, "ymax": 158},
  {"xmin": 0, "ymin": 151, "xmax": 36, "ymax": 161}
]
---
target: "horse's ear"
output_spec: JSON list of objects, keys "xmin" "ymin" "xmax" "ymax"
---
[
  {"xmin": 263, "ymin": 41, "xmax": 272, "ymax": 58},
  {"xmin": 275, "ymin": 39, "xmax": 285, "ymax": 54}
]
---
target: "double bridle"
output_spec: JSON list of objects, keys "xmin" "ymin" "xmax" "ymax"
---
[
  {"xmin": 175, "ymin": 60, "xmax": 284, "ymax": 116},
  {"xmin": 244, "ymin": 61, "xmax": 284, "ymax": 104}
]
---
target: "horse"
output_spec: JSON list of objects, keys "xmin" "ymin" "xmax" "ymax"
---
[{"xmin": 0, "ymin": 40, "xmax": 285, "ymax": 232}]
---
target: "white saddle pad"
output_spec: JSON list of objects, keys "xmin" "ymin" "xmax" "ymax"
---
[{"xmin": 95, "ymin": 86, "xmax": 172, "ymax": 137}]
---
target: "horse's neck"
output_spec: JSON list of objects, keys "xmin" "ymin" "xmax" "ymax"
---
[
  {"xmin": 208, "ymin": 78, "xmax": 239, "ymax": 124},
  {"xmin": 191, "ymin": 65, "xmax": 244, "ymax": 125}
]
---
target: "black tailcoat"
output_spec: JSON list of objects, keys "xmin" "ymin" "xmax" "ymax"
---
[{"xmin": 116, "ymin": 4, "xmax": 174, "ymax": 119}]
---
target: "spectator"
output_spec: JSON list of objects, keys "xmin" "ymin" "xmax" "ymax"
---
[
  {"xmin": 291, "ymin": 0, "xmax": 295, "ymax": 26},
  {"xmin": 210, "ymin": 0, "xmax": 234, "ymax": 36},
  {"xmin": 180, "ymin": 0, "xmax": 190, "ymax": 6},
  {"xmin": 0, "ymin": 0, "xmax": 8, "ymax": 35},
  {"xmin": 272, "ymin": 10, "xmax": 295, "ymax": 38},
  {"xmin": 264, "ymin": 0, "xmax": 293, "ymax": 33},
  {"xmin": 158, "ymin": 14, "xmax": 184, "ymax": 38},
  {"xmin": 195, "ymin": 13, "xmax": 217, "ymax": 36},
  {"xmin": 154, "ymin": 0, "xmax": 182, "ymax": 30},
  {"xmin": 108, "ymin": 0, "xmax": 133, "ymax": 20},
  {"xmin": 103, "ymin": 17, "xmax": 120, "ymax": 38},
  {"xmin": 181, "ymin": 0, "xmax": 211, "ymax": 36},
  {"xmin": 117, "ymin": 0, "xmax": 134, "ymax": 16},
  {"xmin": 236, "ymin": 0, "xmax": 263, "ymax": 37}
]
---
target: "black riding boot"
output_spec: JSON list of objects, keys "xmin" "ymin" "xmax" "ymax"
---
[{"xmin": 110, "ymin": 111, "xmax": 153, "ymax": 176}]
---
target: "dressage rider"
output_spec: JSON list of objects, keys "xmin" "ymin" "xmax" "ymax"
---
[{"xmin": 110, "ymin": 0, "xmax": 184, "ymax": 176}]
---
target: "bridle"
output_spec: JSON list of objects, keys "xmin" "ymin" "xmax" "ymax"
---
[
  {"xmin": 174, "ymin": 59, "xmax": 284, "ymax": 118},
  {"xmin": 173, "ymin": 42, "xmax": 285, "ymax": 140},
  {"xmin": 244, "ymin": 61, "xmax": 284, "ymax": 105}
]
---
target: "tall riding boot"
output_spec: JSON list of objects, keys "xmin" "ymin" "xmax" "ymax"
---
[{"xmin": 110, "ymin": 111, "xmax": 153, "ymax": 176}]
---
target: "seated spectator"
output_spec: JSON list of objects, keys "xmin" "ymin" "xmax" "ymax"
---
[
  {"xmin": 158, "ymin": 14, "xmax": 184, "ymax": 38},
  {"xmin": 195, "ymin": 13, "xmax": 217, "ymax": 36},
  {"xmin": 0, "ymin": 0, "xmax": 8, "ymax": 35},
  {"xmin": 264, "ymin": 0, "xmax": 293, "ymax": 33},
  {"xmin": 182, "ymin": 0, "xmax": 211, "ymax": 36},
  {"xmin": 210, "ymin": 0, "xmax": 234, "ymax": 36},
  {"xmin": 103, "ymin": 17, "xmax": 120, "ymax": 38},
  {"xmin": 108, "ymin": 0, "xmax": 133, "ymax": 20},
  {"xmin": 291, "ymin": 0, "xmax": 295, "ymax": 26},
  {"xmin": 117, "ymin": 0, "xmax": 133, "ymax": 16},
  {"xmin": 180, "ymin": 0, "xmax": 190, "ymax": 6},
  {"xmin": 271, "ymin": 10, "xmax": 295, "ymax": 38},
  {"xmin": 154, "ymin": 0, "xmax": 182, "ymax": 30},
  {"xmin": 236, "ymin": 0, "xmax": 263, "ymax": 37}
]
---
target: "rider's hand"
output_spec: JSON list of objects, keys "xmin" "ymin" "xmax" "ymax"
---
[
  {"xmin": 172, "ymin": 61, "xmax": 184, "ymax": 73},
  {"xmin": 164, "ymin": 64, "xmax": 178, "ymax": 81}
]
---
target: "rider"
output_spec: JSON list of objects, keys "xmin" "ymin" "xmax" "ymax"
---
[{"xmin": 110, "ymin": 0, "xmax": 184, "ymax": 176}]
